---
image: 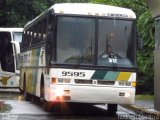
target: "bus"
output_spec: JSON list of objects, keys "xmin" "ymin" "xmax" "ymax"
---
[
  {"xmin": 0, "ymin": 28, "xmax": 23, "ymax": 88},
  {"xmin": 20, "ymin": 3, "xmax": 137, "ymax": 114}
]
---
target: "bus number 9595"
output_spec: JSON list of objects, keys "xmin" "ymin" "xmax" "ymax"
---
[{"xmin": 62, "ymin": 71, "xmax": 85, "ymax": 77}]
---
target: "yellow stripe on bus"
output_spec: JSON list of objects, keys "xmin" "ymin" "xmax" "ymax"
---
[{"xmin": 116, "ymin": 72, "xmax": 131, "ymax": 81}]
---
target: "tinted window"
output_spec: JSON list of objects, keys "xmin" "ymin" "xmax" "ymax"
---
[
  {"xmin": 97, "ymin": 19, "xmax": 135, "ymax": 67},
  {"xmin": 56, "ymin": 16, "xmax": 95, "ymax": 64}
]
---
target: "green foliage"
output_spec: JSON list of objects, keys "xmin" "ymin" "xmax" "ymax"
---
[
  {"xmin": 136, "ymin": 10, "xmax": 154, "ymax": 94},
  {"xmin": 136, "ymin": 94, "xmax": 154, "ymax": 100},
  {"xmin": 31, "ymin": 1, "xmax": 48, "ymax": 13},
  {"xmin": 0, "ymin": 0, "xmax": 50, "ymax": 27},
  {"xmin": 0, "ymin": 0, "xmax": 90, "ymax": 27}
]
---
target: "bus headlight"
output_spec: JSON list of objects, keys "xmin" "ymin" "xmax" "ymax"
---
[
  {"xmin": 125, "ymin": 92, "xmax": 131, "ymax": 98},
  {"xmin": 119, "ymin": 81, "xmax": 131, "ymax": 86},
  {"xmin": 119, "ymin": 81, "xmax": 125, "ymax": 86},
  {"xmin": 55, "ymin": 88, "xmax": 64, "ymax": 96},
  {"xmin": 119, "ymin": 81, "xmax": 136, "ymax": 87},
  {"xmin": 58, "ymin": 78, "xmax": 71, "ymax": 83}
]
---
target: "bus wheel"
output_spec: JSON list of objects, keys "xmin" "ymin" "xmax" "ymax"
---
[
  {"xmin": 24, "ymin": 91, "xmax": 32, "ymax": 101},
  {"xmin": 43, "ymin": 101, "xmax": 53, "ymax": 112},
  {"xmin": 107, "ymin": 104, "xmax": 117, "ymax": 115},
  {"xmin": 41, "ymin": 87, "xmax": 53, "ymax": 112},
  {"xmin": 19, "ymin": 87, "xmax": 24, "ymax": 94}
]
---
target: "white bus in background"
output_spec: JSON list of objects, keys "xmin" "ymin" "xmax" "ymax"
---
[
  {"xmin": 20, "ymin": 3, "xmax": 138, "ymax": 114},
  {"xmin": 0, "ymin": 28, "xmax": 23, "ymax": 88}
]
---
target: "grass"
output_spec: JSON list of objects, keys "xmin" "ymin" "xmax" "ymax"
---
[{"xmin": 136, "ymin": 94, "xmax": 154, "ymax": 100}]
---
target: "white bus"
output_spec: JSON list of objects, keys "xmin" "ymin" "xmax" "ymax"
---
[
  {"xmin": 0, "ymin": 28, "xmax": 23, "ymax": 88},
  {"xmin": 20, "ymin": 3, "xmax": 137, "ymax": 114}
]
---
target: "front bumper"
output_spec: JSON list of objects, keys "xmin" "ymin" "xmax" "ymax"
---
[{"xmin": 48, "ymin": 84, "xmax": 135, "ymax": 104}]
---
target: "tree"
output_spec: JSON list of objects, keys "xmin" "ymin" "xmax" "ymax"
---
[
  {"xmin": 0, "ymin": 0, "xmax": 49, "ymax": 27},
  {"xmin": 136, "ymin": 10, "xmax": 154, "ymax": 94},
  {"xmin": 0, "ymin": 0, "xmax": 90, "ymax": 27}
]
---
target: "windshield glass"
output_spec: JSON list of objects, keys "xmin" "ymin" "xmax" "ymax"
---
[
  {"xmin": 56, "ymin": 16, "xmax": 95, "ymax": 64},
  {"xmin": 97, "ymin": 19, "xmax": 135, "ymax": 67},
  {"xmin": 13, "ymin": 32, "xmax": 22, "ymax": 43},
  {"xmin": 55, "ymin": 16, "xmax": 135, "ymax": 68}
]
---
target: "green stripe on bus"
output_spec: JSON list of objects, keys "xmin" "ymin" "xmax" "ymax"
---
[
  {"xmin": 91, "ymin": 71, "xmax": 107, "ymax": 80},
  {"xmin": 103, "ymin": 71, "xmax": 119, "ymax": 81}
]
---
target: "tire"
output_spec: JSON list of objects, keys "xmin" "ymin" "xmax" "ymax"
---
[
  {"xmin": 24, "ymin": 91, "xmax": 32, "ymax": 101},
  {"xmin": 19, "ymin": 87, "xmax": 24, "ymax": 94},
  {"xmin": 107, "ymin": 104, "xmax": 117, "ymax": 115},
  {"xmin": 43, "ymin": 100, "xmax": 53, "ymax": 112},
  {"xmin": 40, "ymin": 75, "xmax": 45, "ymax": 103}
]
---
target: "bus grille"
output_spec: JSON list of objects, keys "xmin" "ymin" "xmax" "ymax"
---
[
  {"xmin": 98, "ymin": 81, "xmax": 115, "ymax": 85},
  {"xmin": 74, "ymin": 79, "xmax": 92, "ymax": 84},
  {"xmin": 74, "ymin": 79, "xmax": 115, "ymax": 85}
]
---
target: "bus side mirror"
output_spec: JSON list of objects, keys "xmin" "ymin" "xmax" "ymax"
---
[{"xmin": 137, "ymin": 37, "xmax": 143, "ymax": 50}]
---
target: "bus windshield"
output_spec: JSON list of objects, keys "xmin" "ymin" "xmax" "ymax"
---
[
  {"xmin": 97, "ymin": 18, "xmax": 135, "ymax": 68},
  {"xmin": 56, "ymin": 16, "xmax": 95, "ymax": 65},
  {"xmin": 55, "ymin": 16, "xmax": 136, "ymax": 68}
]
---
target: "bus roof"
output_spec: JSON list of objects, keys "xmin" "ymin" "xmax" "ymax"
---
[
  {"xmin": 24, "ymin": 3, "xmax": 136, "ymax": 29},
  {"xmin": 51, "ymin": 3, "xmax": 136, "ymax": 19},
  {"xmin": 0, "ymin": 28, "xmax": 23, "ymax": 32}
]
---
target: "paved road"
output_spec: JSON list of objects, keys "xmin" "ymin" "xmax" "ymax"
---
[{"xmin": 0, "ymin": 89, "xmax": 154, "ymax": 120}]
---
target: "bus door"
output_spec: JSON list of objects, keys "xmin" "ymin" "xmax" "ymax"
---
[
  {"xmin": 11, "ymin": 32, "xmax": 22, "ymax": 73},
  {"xmin": 0, "ymin": 32, "xmax": 15, "ymax": 73},
  {"xmin": 0, "ymin": 32, "xmax": 15, "ymax": 86}
]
